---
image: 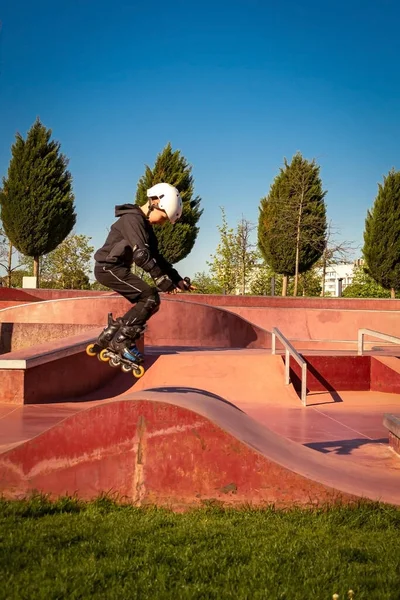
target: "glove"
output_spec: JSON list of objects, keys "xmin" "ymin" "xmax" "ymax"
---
[
  {"xmin": 155, "ymin": 274, "xmax": 176, "ymax": 293},
  {"xmin": 177, "ymin": 277, "xmax": 194, "ymax": 291}
]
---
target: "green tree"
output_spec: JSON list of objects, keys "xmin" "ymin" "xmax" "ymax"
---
[
  {"xmin": 208, "ymin": 209, "xmax": 258, "ymax": 295},
  {"xmin": 249, "ymin": 257, "xmax": 279, "ymax": 296},
  {"xmin": 250, "ymin": 256, "xmax": 322, "ymax": 297},
  {"xmin": 136, "ymin": 143, "xmax": 202, "ymax": 264},
  {"xmin": 258, "ymin": 152, "xmax": 327, "ymax": 296},
  {"xmin": 288, "ymin": 267, "xmax": 322, "ymax": 297},
  {"xmin": 40, "ymin": 234, "xmax": 94, "ymax": 289},
  {"xmin": 91, "ymin": 280, "xmax": 110, "ymax": 292},
  {"xmin": 192, "ymin": 271, "xmax": 223, "ymax": 294},
  {"xmin": 0, "ymin": 268, "xmax": 31, "ymax": 288},
  {"xmin": 0, "ymin": 119, "xmax": 76, "ymax": 284},
  {"xmin": 235, "ymin": 217, "xmax": 258, "ymax": 295},
  {"xmin": 208, "ymin": 208, "xmax": 238, "ymax": 294},
  {"xmin": 363, "ymin": 169, "xmax": 400, "ymax": 298},
  {"xmin": 318, "ymin": 222, "xmax": 358, "ymax": 296},
  {"xmin": 343, "ymin": 265, "xmax": 391, "ymax": 298}
]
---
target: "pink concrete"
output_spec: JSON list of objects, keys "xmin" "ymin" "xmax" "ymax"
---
[
  {"xmin": 371, "ymin": 357, "xmax": 400, "ymax": 394},
  {"xmin": 384, "ymin": 414, "xmax": 400, "ymax": 457},
  {"xmin": 0, "ymin": 329, "xmax": 143, "ymax": 404},
  {"xmin": 0, "ymin": 391, "xmax": 398, "ymax": 507},
  {"xmin": 22, "ymin": 289, "xmax": 113, "ymax": 300},
  {"xmin": 0, "ymin": 322, "xmax": 99, "ymax": 353},
  {"xmin": 389, "ymin": 432, "xmax": 400, "ymax": 455},
  {"xmin": 0, "ymin": 301, "xmax": 33, "ymax": 309},
  {"xmin": 133, "ymin": 352, "xmax": 295, "ymax": 406},
  {"xmin": 0, "ymin": 295, "xmax": 399, "ymax": 507},
  {"xmin": 145, "ymin": 300, "xmax": 271, "ymax": 348},
  {"xmin": 126, "ymin": 351, "xmax": 400, "ymax": 472},
  {"xmin": 0, "ymin": 295, "xmax": 130, "ymax": 325},
  {"xmin": 0, "ymin": 288, "xmax": 41, "ymax": 303},
  {"xmin": 2, "ymin": 295, "xmax": 400, "ymax": 350},
  {"xmin": 174, "ymin": 293, "xmax": 400, "ymax": 311},
  {"xmin": 0, "ymin": 297, "xmax": 271, "ymax": 349},
  {"xmin": 224, "ymin": 306, "xmax": 400, "ymax": 341},
  {"xmin": 289, "ymin": 355, "xmax": 371, "ymax": 392}
]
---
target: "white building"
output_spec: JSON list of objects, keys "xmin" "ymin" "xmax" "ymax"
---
[{"xmin": 321, "ymin": 261, "xmax": 362, "ymax": 297}]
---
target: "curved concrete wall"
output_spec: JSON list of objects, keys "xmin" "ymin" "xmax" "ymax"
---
[
  {"xmin": 1, "ymin": 293, "xmax": 399, "ymax": 344},
  {"xmin": 0, "ymin": 297, "xmax": 271, "ymax": 349},
  {"xmin": 174, "ymin": 294, "xmax": 400, "ymax": 311},
  {"xmin": 225, "ymin": 306, "xmax": 400, "ymax": 340},
  {"xmin": 0, "ymin": 296, "xmax": 130, "ymax": 325},
  {"xmin": 146, "ymin": 299, "xmax": 270, "ymax": 348}
]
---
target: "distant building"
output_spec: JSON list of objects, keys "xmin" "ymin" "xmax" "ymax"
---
[{"xmin": 319, "ymin": 259, "xmax": 364, "ymax": 297}]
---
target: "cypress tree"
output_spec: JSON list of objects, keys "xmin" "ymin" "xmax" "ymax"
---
[
  {"xmin": 0, "ymin": 119, "xmax": 76, "ymax": 282},
  {"xmin": 136, "ymin": 143, "xmax": 202, "ymax": 263},
  {"xmin": 258, "ymin": 152, "xmax": 327, "ymax": 296},
  {"xmin": 363, "ymin": 169, "xmax": 400, "ymax": 296}
]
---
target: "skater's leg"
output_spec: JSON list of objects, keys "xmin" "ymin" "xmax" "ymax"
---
[
  {"xmin": 94, "ymin": 264, "xmax": 160, "ymax": 355},
  {"xmin": 111, "ymin": 288, "xmax": 160, "ymax": 363}
]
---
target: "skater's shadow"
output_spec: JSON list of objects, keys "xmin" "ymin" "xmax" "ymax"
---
[{"xmin": 144, "ymin": 386, "xmax": 243, "ymax": 412}]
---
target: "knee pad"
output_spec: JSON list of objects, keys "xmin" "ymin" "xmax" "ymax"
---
[
  {"xmin": 144, "ymin": 290, "xmax": 160, "ymax": 317},
  {"xmin": 125, "ymin": 290, "xmax": 160, "ymax": 324}
]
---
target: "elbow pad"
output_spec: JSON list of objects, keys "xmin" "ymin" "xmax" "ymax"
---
[{"xmin": 132, "ymin": 245, "xmax": 162, "ymax": 278}]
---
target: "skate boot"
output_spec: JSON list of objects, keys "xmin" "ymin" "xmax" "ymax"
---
[
  {"xmin": 97, "ymin": 313, "xmax": 123, "ymax": 348},
  {"xmin": 121, "ymin": 343, "xmax": 144, "ymax": 365},
  {"xmin": 107, "ymin": 323, "xmax": 145, "ymax": 377},
  {"xmin": 86, "ymin": 313, "xmax": 122, "ymax": 358}
]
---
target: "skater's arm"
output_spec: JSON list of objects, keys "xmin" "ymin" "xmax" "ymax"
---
[
  {"xmin": 153, "ymin": 252, "xmax": 182, "ymax": 285},
  {"xmin": 122, "ymin": 216, "xmax": 176, "ymax": 292}
]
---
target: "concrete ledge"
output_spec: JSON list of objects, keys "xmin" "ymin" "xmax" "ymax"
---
[
  {"xmin": 0, "ymin": 322, "xmax": 99, "ymax": 354},
  {"xmin": 384, "ymin": 414, "xmax": 400, "ymax": 457},
  {"xmin": 0, "ymin": 329, "xmax": 137, "ymax": 405},
  {"xmin": 0, "ymin": 330, "xmax": 98, "ymax": 369}
]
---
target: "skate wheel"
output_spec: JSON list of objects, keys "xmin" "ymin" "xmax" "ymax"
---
[
  {"xmin": 133, "ymin": 365, "xmax": 145, "ymax": 378},
  {"xmin": 99, "ymin": 349, "xmax": 110, "ymax": 362},
  {"xmin": 110, "ymin": 356, "xmax": 120, "ymax": 368},
  {"xmin": 121, "ymin": 363, "xmax": 132, "ymax": 373},
  {"xmin": 86, "ymin": 343, "xmax": 97, "ymax": 357}
]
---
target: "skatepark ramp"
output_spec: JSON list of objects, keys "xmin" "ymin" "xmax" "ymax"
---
[{"xmin": 1, "ymin": 390, "xmax": 399, "ymax": 507}]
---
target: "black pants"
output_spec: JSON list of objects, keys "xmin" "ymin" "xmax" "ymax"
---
[{"xmin": 94, "ymin": 263, "xmax": 160, "ymax": 328}]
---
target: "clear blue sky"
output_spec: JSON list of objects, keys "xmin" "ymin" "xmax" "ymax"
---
[{"xmin": 1, "ymin": 0, "xmax": 399, "ymax": 279}]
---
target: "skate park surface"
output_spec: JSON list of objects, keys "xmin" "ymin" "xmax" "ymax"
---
[{"xmin": 0, "ymin": 290, "xmax": 399, "ymax": 508}]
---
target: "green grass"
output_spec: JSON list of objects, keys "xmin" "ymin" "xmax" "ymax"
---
[{"xmin": 1, "ymin": 495, "xmax": 399, "ymax": 600}]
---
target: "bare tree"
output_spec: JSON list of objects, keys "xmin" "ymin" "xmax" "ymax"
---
[
  {"xmin": 318, "ymin": 222, "xmax": 359, "ymax": 297},
  {"xmin": 235, "ymin": 216, "xmax": 258, "ymax": 295},
  {"xmin": 0, "ymin": 229, "xmax": 29, "ymax": 287}
]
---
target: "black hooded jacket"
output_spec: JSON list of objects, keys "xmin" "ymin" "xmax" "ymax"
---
[{"xmin": 94, "ymin": 204, "xmax": 182, "ymax": 284}]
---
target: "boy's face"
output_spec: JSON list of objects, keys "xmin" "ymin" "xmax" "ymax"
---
[{"xmin": 149, "ymin": 200, "xmax": 169, "ymax": 225}]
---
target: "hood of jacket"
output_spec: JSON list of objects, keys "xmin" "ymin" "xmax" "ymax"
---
[{"xmin": 114, "ymin": 204, "xmax": 144, "ymax": 218}]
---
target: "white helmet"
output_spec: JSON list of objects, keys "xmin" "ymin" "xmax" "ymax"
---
[{"xmin": 146, "ymin": 182, "xmax": 182, "ymax": 224}]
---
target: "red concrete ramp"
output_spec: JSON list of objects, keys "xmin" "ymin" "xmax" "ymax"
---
[
  {"xmin": 133, "ymin": 352, "xmax": 299, "ymax": 408},
  {"xmin": 0, "ymin": 297, "xmax": 270, "ymax": 349},
  {"xmin": 0, "ymin": 390, "xmax": 399, "ymax": 507}
]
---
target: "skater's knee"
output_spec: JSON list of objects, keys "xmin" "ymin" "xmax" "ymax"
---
[{"xmin": 144, "ymin": 289, "xmax": 160, "ymax": 316}]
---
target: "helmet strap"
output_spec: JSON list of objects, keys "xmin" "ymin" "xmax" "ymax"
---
[{"xmin": 146, "ymin": 199, "xmax": 156, "ymax": 219}]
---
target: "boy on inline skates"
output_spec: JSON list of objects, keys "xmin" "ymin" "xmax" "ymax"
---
[{"xmin": 92, "ymin": 182, "xmax": 194, "ymax": 369}]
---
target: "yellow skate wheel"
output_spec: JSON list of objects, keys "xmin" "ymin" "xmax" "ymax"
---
[
  {"xmin": 86, "ymin": 343, "xmax": 97, "ymax": 357},
  {"xmin": 133, "ymin": 365, "xmax": 145, "ymax": 378},
  {"xmin": 99, "ymin": 348, "xmax": 110, "ymax": 362}
]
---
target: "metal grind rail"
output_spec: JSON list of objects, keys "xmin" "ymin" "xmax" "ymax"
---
[
  {"xmin": 358, "ymin": 328, "xmax": 400, "ymax": 356},
  {"xmin": 271, "ymin": 327, "xmax": 307, "ymax": 406}
]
